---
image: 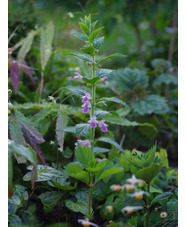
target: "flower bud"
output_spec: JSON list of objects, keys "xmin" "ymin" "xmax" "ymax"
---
[
  {"xmin": 122, "ymin": 184, "xmax": 135, "ymax": 192},
  {"xmin": 121, "ymin": 206, "xmax": 143, "ymax": 214},
  {"xmin": 106, "ymin": 205, "xmax": 113, "ymax": 213},
  {"xmin": 110, "ymin": 184, "xmax": 122, "ymax": 192},
  {"xmin": 154, "ymin": 207, "xmax": 158, "ymax": 212},
  {"xmin": 160, "ymin": 211, "xmax": 167, "ymax": 218}
]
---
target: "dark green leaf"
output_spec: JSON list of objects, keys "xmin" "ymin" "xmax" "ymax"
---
[
  {"xmin": 75, "ymin": 123, "xmax": 90, "ymax": 138},
  {"xmin": 82, "ymin": 76, "xmax": 100, "ymax": 85},
  {"xmin": 95, "ymin": 110, "xmax": 109, "ymax": 119},
  {"xmin": 93, "ymin": 147, "xmax": 110, "ymax": 154},
  {"xmin": 67, "ymin": 52, "xmax": 92, "ymax": 62},
  {"xmin": 72, "ymin": 32, "xmax": 88, "ymax": 41},
  {"xmin": 93, "ymin": 37, "xmax": 105, "ymax": 49},
  {"xmin": 80, "ymin": 46, "xmax": 95, "ymax": 55},
  {"xmin": 96, "ymin": 167, "xmax": 123, "ymax": 182},
  {"xmin": 59, "ymin": 126, "xmax": 76, "ymax": 133},
  {"xmin": 99, "ymin": 97, "xmax": 128, "ymax": 107},
  {"xmin": 65, "ymin": 87, "xmax": 87, "ymax": 96},
  {"xmin": 97, "ymin": 53, "xmax": 126, "ymax": 64},
  {"xmin": 96, "ymin": 137, "xmax": 124, "ymax": 152},
  {"xmin": 151, "ymin": 192, "xmax": 173, "ymax": 205},
  {"xmin": 96, "ymin": 68, "xmax": 113, "ymax": 78}
]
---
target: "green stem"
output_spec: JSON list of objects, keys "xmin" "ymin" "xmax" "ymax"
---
[
  {"xmin": 91, "ymin": 55, "xmax": 96, "ymax": 147},
  {"xmin": 88, "ymin": 175, "xmax": 93, "ymax": 218},
  {"xmin": 146, "ymin": 184, "xmax": 150, "ymax": 227}
]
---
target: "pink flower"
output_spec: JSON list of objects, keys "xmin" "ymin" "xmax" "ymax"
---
[
  {"xmin": 75, "ymin": 139, "xmax": 91, "ymax": 149},
  {"xmin": 98, "ymin": 120, "xmax": 108, "ymax": 132},
  {"xmin": 70, "ymin": 72, "xmax": 83, "ymax": 80},
  {"xmin": 88, "ymin": 116, "xmax": 98, "ymax": 128},
  {"xmin": 82, "ymin": 92, "xmax": 92, "ymax": 102},
  {"xmin": 101, "ymin": 76, "xmax": 108, "ymax": 82},
  {"xmin": 81, "ymin": 101, "xmax": 91, "ymax": 113}
]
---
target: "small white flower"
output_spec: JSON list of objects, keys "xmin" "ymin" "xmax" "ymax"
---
[
  {"xmin": 110, "ymin": 184, "xmax": 122, "ymax": 192},
  {"xmin": 78, "ymin": 219, "xmax": 98, "ymax": 227},
  {"xmin": 128, "ymin": 191, "xmax": 149, "ymax": 199},
  {"xmin": 8, "ymin": 103, "xmax": 13, "ymax": 109},
  {"xmin": 67, "ymin": 12, "xmax": 74, "ymax": 18},
  {"xmin": 160, "ymin": 211, "xmax": 168, "ymax": 218},
  {"xmin": 106, "ymin": 205, "xmax": 113, "ymax": 213},
  {"xmin": 121, "ymin": 206, "xmax": 143, "ymax": 214},
  {"xmin": 122, "ymin": 184, "xmax": 136, "ymax": 192},
  {"xmin": 127, "ymin": 174, "xmax": 143, "ymax": 185}
]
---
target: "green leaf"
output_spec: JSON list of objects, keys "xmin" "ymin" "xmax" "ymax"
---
[
  {"xmin": 156, "ymin": 149, "xmax": 169, "ymax": 168},
  {"xmin": 17, "ymin": 30, "xmax": 36, "ymax": 61},
  {"xmin": 153, "ymin": 73, "xmax": 178, "ymax": 88},
  {"xmin": 65, "ymin": 163, "xmax": 90, "ymax": 184},
  {"xmin": 23, "ymin": 164, "xmax": 67, "ymax": 182},
  {"xmin": 89, "ymin": 27, "xmax": 104, "ymax": 43},
  {"xmin": 151, "ymin": 192, "xmax": 173, "ymax": 205},
  {"xmin": 132, "ymin": 95, "xmax": 169, "ymax": 115},
  {"xmin": 67, "ymin": 52, "xmax": 92, "ymax": 62},
  {"xmin": 59, "ymin": 126, "xmax": 76, "ymax": 133},
  {"xmin": 135, "ymin": 162, "xmax": 164, "ymax": 184},
  {"xmin": 93, "ymin": 37, "xmax": 104, "ymax": 49},
  {"xmin": 65, "ymin": 191, "xmax": 91, "ymax": 215},
  {"xmin": 9, "ymin": 214, "xmax": 22, "ymax": 226},
  {"xmin": 96, "ymin": 167, "xmax": 123, "ymax": 182},
  {"xmin": 96, "ymin": 68, "xmax": 113, "ymax": 78},
  {"xmin": 40, "ymin": 22, "xmax": 54, "ymax": 70},
  {"xmin": 91, "ymin": 20, "xmax": 98, "ymax": 32},
  {"xmin": 75, "ymin": 145, "xmax": 96, "ymax": 168},
  {"xmin": 8, "ymin": 150, "xmax": 14, "ymax": 198},
  {"xmin": 56, "ymin": 110, "xmax": 68, "ymax": 151},
  {"xmin": 10, "ymin": 120, "xmax": 25, "ymax": 146},
  {"xmin": 79, "ymin": 22, "xmax": 90, "ymax": 36},
  {"xmin": 75, "ymin": 123, "xmax": 90, "ymax": 138},
  {"xmin": 96, "ymin": 137, "xmax": 124, "ymax": 152},
  {"xmin": 99, "ymin": 97, "xmax": 128, "ymax": 107},
  {"xmin": 72, "ymin": 32, "xmax": 88, "ymax": 41},
  {"xmin": 82, "ymin": 76, "xmax": 100, "ymax": 85},
  {"xmin": 97, "ymin": 53, "xmax": 126, "ymax": 64},
  {"xmin": 8, "ymin": 140, "xmax": 37, "ymax": 167},
  {"xmin": 14, "ymin": 110, "xmax": 45, "ymax": 143},
  {"xmin": 86, "ymin": 160, "xmax": 109, "ymax": 173},
  {"xmin": 50, "ymin": 181, "xmax": 77, "ymax": 191},
  {"xmin": 93, "ymin": 147, "xmax": 110, "ymax": 154},
  {"xmin": 38, "ymin": 191, "xmax": 63, "ymax": 212},
  {"xmin": 144, "ymin": 144, "xmax": 156, "ymax": 167},
  {"xmin": 65, "ymin": 87, "xmax": 87, "ymax": 96},
  {"xmin": 80, "ymin": 46, "xmax": 95, "ymax": 55},
  {"xmin": 95, "ymin": 110, "xmax": 109, "ymax": 119}
]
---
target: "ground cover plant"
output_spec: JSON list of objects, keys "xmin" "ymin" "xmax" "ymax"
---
[{"xmin": 8, "ymin": 2, "xmax": 178, "ymax": 227}]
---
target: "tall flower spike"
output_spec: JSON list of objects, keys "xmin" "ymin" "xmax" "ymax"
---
[
  {"xmin": 70, "ymin": 72, "xmax": 83, "ymax": 80},
  {"xmin": 88, "ymin": 116, "xmax": 98, "ymax": 128},
  {"xmin": 98, "ymin": 120, "xmax": 108, "ymax": 132},
  {"xmin": 75, "ymin": 139, "xmax": 91, "ymax": 149}
]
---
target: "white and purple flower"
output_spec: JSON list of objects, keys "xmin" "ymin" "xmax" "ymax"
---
[
  {"xmin": 70, "ymin": 72, "xmax": 83, "ymax": 80},
  {"xmin": 88, "ymin": 116, "xmax": 98, "ymax": 128},
  {"xmin": 101, "ymin": 76, "xmax": 108, "ymax": 83},
  {"xmin": 81, "ymin": 92, "xmax": 92, "ymax": 113},
  {"xmin": 98, "ymin": 120, "xmax": 108, "ymax": 132},
  {"xmin": 75, "ymin": 139, "xmax": 91, "ymax": 149}
]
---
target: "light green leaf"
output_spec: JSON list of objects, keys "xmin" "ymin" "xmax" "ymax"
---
[
  {"xmin": 153, "ymin": 73, "xmax": 178, "ymax": 88},
  {"xmin": 96, "ymin": 137, "xmax": 124, "ymax": 152},
  {"xmin": 97, "ymin": 53, "xmax": 126, "ymax": 64},
  {"xmin": 82, "ymin": 76, "xmax": 100, "ymax": 85},
  {"xmin": 40, "ymin": 22, "xmax": 54, "ymax": 70},
  {"xmin": 79, "ymin": 22, "xmax": 90, "ymax": 36},
  {"xmin": 93, "ymin": 147, "xmax": 110, "ymax": 154},
  {"xmin": 93, "ymin": 37, "xmax": 104, "ymax": 49},
  {"xmin": 156, "ymin": 149, "xmax": 169, "ymax": 168},
  {"xmin": 50, "ymin": 181, "xmax": 77, "ymax": 191},
  {"xmin": 86, "ymin": 160, "xmax": 109, "ymax": 173},
  {"xmin": 75, "ymin": 145, "xmax": 96, "ymax": 168},
  {"xmin": 65, "ymin": 191, "xmax": 91, "ymax": 215},
  {"xmin": 65, "ymin": 87, "xmax": 87, "ymax": 96},
  {"xmin": 72, "ymin": 32, "xmax": 88, "ymax": 41},
  {"xmin": 80, "ymin": 46, "xmax": 95, "ymax": 55},
  {"xmin": 38, "ymin": 191, "xmax": 63, "ymax": 212},
  {"xmin": 59, "ymin": 126, "xmax": 76, "ymax": 133},
  {"xmin": 67, "ymin": 52, "xmax": 92, "ymax": 62},
  {"xmin": 96, "ymin": 68, "xmax": 113, "ymax": 78},
  {"xmin": 95, "ymin": 110, "xmax": 109, "ymax": 119},
  {"xmin": 96, "ymin": 167, "xmax": 123, "ymax": 182},
  {"xmin": 89, "ymin": 27, "xmax": 104, "ymax": 43},
  {"xmin": 151, "ymin": 192, "xmax": 173, "ymax": 205},
  {"xmin": 10, "ymin": 120, "xmax": 25, "ymax": 146},
  {"xmin": 75, "ymin": 123, "xmax": 90, "ymax": 138},
  {"xmin": 99, "ymin": 97, "xmax": 128, "ymax": 107}
]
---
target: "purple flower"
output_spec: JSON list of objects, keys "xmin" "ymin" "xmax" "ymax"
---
[
  {"xmin": 81, "ymin": 101, "xmax": 91, "ymax": 113},
  {"xmin": 88, "ymin": 116, "xmax": 98, "ymax": 128},
  {"xmin": 70, "ymin": 72, "xmax": 83, "ymax": 80},
  {"xmin": 101, "ymin": 76, "xmax": 108, "ymax": 83},
  {"xmin": 82, "ymin": 92, "xmax": 92, "ymax": 102},
  {"xmin": 98, "ymin": 120, "xmax": 108, "ymax": 132},
  {"xmin": 75, "ymin": 139, "xmax": 91, "ymax": 149}
]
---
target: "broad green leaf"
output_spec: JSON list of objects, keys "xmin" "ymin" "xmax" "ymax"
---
[
  {"xmin": 75, "ymin": 123, "xmax": 90, "ymax": 138},
  {"xmin": 132, "ymin": 95, "xmax": 169, "ymax": 115},
  {"xmin": 67, "ymin": 52, "xmax": 92, "ymax": 62},
  {"xmin": 65, "ymin": 191, "xmax": 91, "ymax": 215},
  {"xmin": 65, "ymin": 87, "xmax": 87, "ymax": 96},
  {"xmin": 156, "ymin": 149, "xmax": 169, "ymax": 168},
  {"xmin": 91, "ymin": 20, "xmax": 98, "ymax": 31},
  {"xmin": 50, "ymin": 181, "xmax": 77, "ymax": 191},
  {"xmin": 56, "ymin": 110, "xmax": 68, "ymax": 151},
  {"xmin": 144, "ymin": 144, "xmax": 156, "ymax": 167},
  {"xmin": 96, "ymin": 167, "xmax": 123, "ymax": 182},
  {"xmin": 89, "ymin": 27, "xmax": 104, "ymax": 43},
  {"xmin": 8, "ymin": 214, "xmax": 22, "ymax": 226},
  {"xmin": 38, "ymin": 191, "xmax": 63, "ymax": 212},
  {"xmin": 79, "ymin": 22, "xmax": 90, "ymax": 36},
  {"xmin": 8, "ymin": 150, "xmax": 14, "ymax": 198},
  {"xmin": 151, "ymin": 192, "xmax": 173, "ymax": 205},
  {"xmin": 96, "ymin": 68, "xmax": 113, "ymax": 78},
  {"xmin": 72, "ymin": 32, "xmax": 88, "ymax": 41},
  {"xmin": 23, "ymin": 165, "xmax": 67, "ymax": 182},
  {"xmin": 135, "ymin": 162, "xmax": 164, "ymax": 184},
  {"xmin": 93, "ymin": 147, "xmax": 110, "ymax": 154},
  {"xmin": 10, "ymin": 120, "xmax": 25, "ymax": 146},
  {"xmin": 93, "ymin": 37, "xmax": 104, "ymax": 49},
  {"xmin": 86, "ymin": 160, "xmax": 109, "ymax": 173},
  {"xmin": 59, "ymin": 126, "xmax": 76, "ymax": 133},
  {"xmin": 124, "ymin": 151, "xmax": 145, "ymax": 168},
  {"xmin": 75, "ymin": 145, "xmax": 96, "ymax": 168},
  {"xmin": 80, "ymin": 46, "xmax": 95, "ymax": 55},
  {"xmin": 99, "ymin": 97, "xmax": 128, "ymax": 107},
  {"xmin": 40, "ymin": 22, "xmax": 54, "ymax": 70},
  {"xmin": 96, "ymin": 137, "xmax": 124, "ymax": 152},
  {"xmin": 8, "ymin": 140, "xmax": 37, "ymax": 167},
  {"xmin": 128, "ymin": 216, "xmax": 137, "ymax": 227},
  {"xmin": 97, "ymin": 53, "xmax": 126, "ymax": 64},
  {"xmin": 120, "ymin": 153, "xmax": 130, "ymax": 172},
  {"xmin": 153, "ymin": 73, "xmax": 178, "ymax": 88},
  {"xmin": 17, "ymin": 30, "xmax": 36, "ymax": 61},
  {"xmin": 82, "ymin": 76, "xmax": 100, "ymax": 85},
  {"xmin": 14, "ymin": 110, "xmax": 45, "ymax": 143},
  {"xmin": 95, "ymin": 110, "xmax": 109, "ymax": 119}
]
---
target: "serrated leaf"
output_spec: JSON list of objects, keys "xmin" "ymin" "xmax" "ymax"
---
[
  {"xmin": 96, "ymin": 167, "xmax": 123, "ymax": 182},
  {"xmin": 8, "ymin": 214, "xmax": 22, "ymax": 226},
  {"xmin": 95, "ymin": 110, "xmax": 109, "ymax": 119},
  {"xmin": 75, "ymin": 145, "xmax": 96, "ymax": 168},
  {"xmin": 8, "ymin": 140, "xmax": 37, "ymax": 167},
  {"xmin": 151, "ymin": 192, "xmax": 173, "ymax": 205},
  {"xmin": 56, "ymin": 110, "xmax": 68, "ymax": 151},
  {"xmin": 86, "ymin": 160, "xmax": 109, "ymax": 173},
  {"xmin": 72, "ymin": 32, "xmax": 88, "ymax": 41},
  {"xmin": 65, "ymin": 87, "xmax": 87, "ymax": 96},
  {"xmin": 17, "ymin": 30, "xmax": 36, "ymax": 61},
  {"xmin": 75, "ymin": 123, "xmax": 90, "ymax": 138},
  {"xmin": 144, "ymin": 144, "xmax": 156, "ymax": 167},
  {"xmin": 99, "ymin": 97, "xmax": 128, "ymax": 107},
  {"xmin": 135, "ymin": 162, "xmax": 164, "ymax": 184},
  {"xmin": 40, "ymin": 22, "xmax": 54, "ymax": 70},
  {"xmin": 93, "ymin": 37, "xmax": 104, "ymax": 49},
  {"xmin": 15, "ymin": 110, "xmax": 45, "ymax": 143},
  {"xmin": 38, "ymin": 191, "xmax": 63, "ymax": 212},
  {"xmin": 97, "ymin": 53, "xmax": 126, "ymax": 64},
  {"xmin": 96, "ymin": 137, "xmax": 124, "ymax": 152},
  {"xmin": 156, "ymin": 149, "xmax": 169, "ymax": 168},
  {"xmin": 153, "ymin": 73, "xmax": 178, "ymax": 88},
  {"xmin": 96, "ymin": 68, "xmax": 113, "ymax": 78},
  {"xmin": 65, "ymin": 191, "xmax": 91, "ymax": 215},
  {"xmin": 89, "ymin": 27, "xmax": 104, "ymax": 43},
  {"xmin": 132, "ymin": 95, "xmax": 169, "ymax": 115},
  {"xmin": 67, "ymin": 52, "xmax": 92, "ymax": 62},
  {"xmin": 79, "ymin": 22, "xmax": 90, "ymax": 36}
]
